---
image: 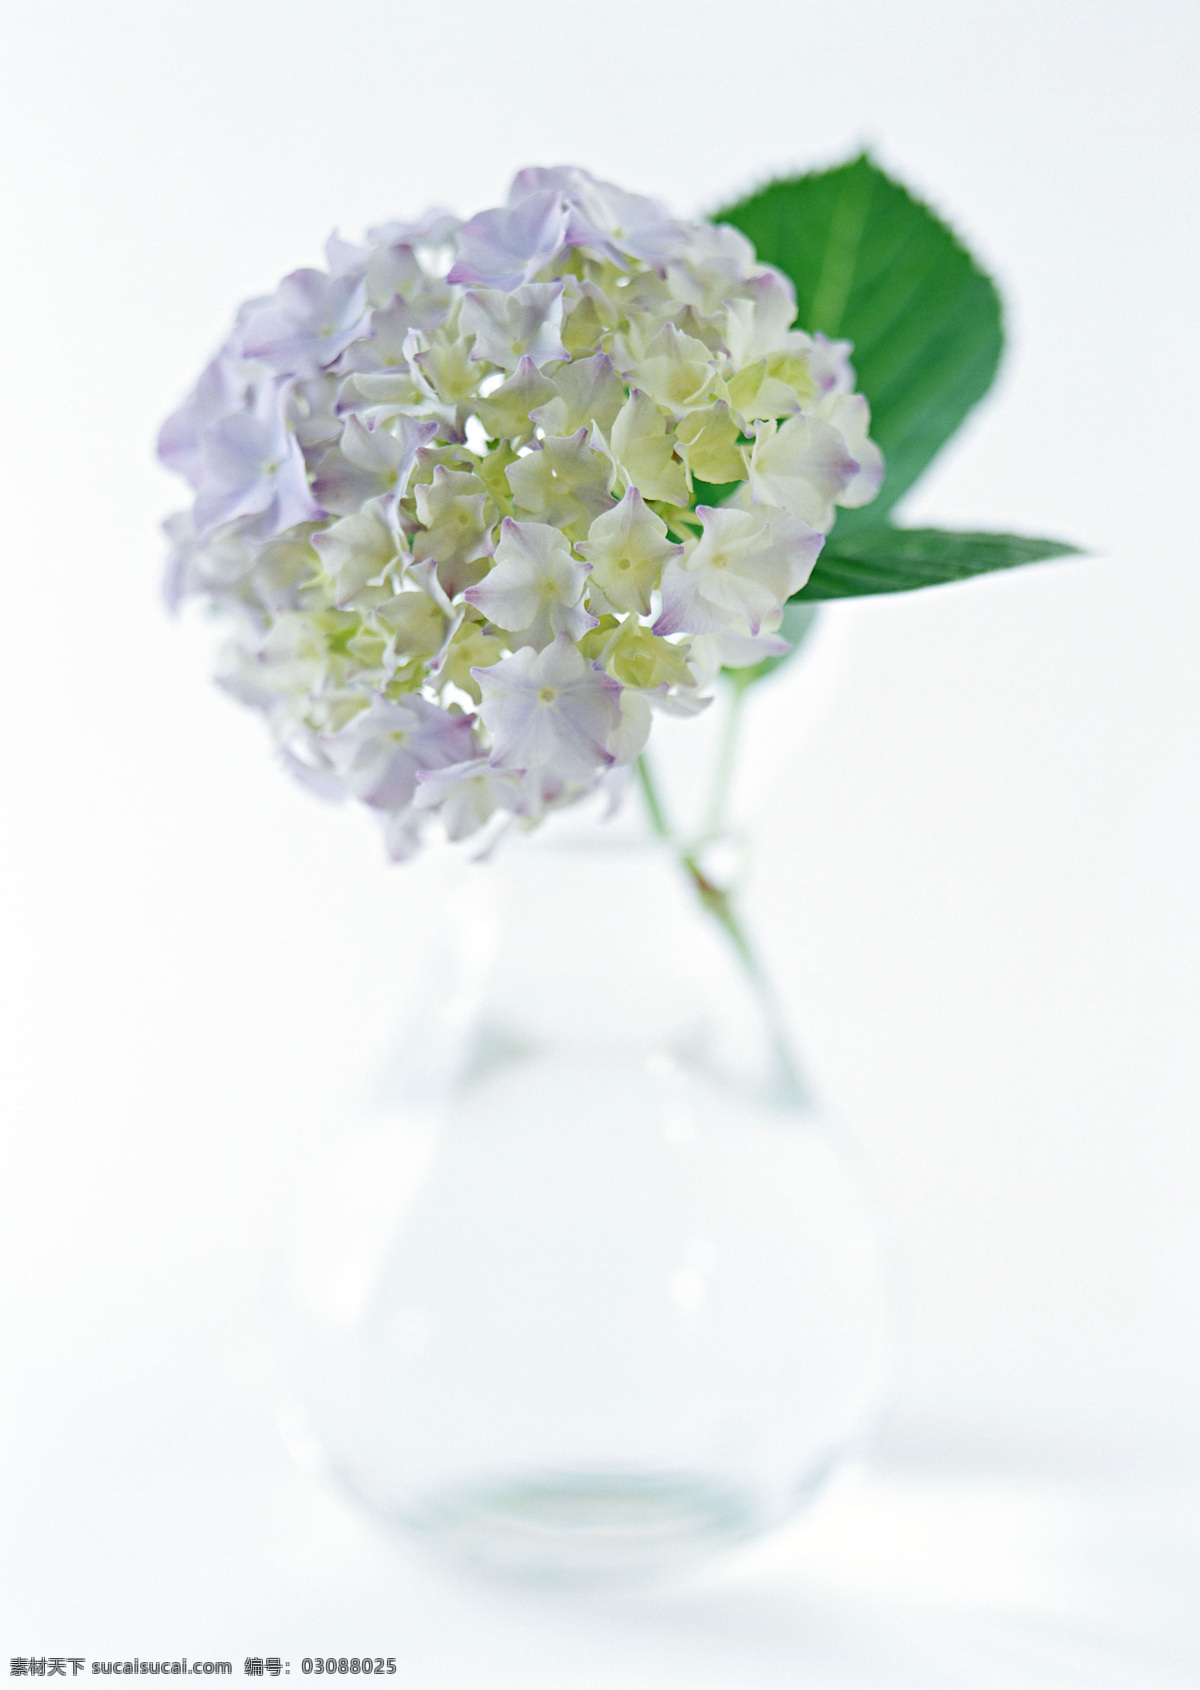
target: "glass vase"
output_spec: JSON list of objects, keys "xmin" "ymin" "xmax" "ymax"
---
[{"xmin": 275, "ymin": 799, "xmax": 891, "ymax": 1584}]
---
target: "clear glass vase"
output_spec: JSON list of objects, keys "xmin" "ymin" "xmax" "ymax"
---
[{"xmin": 275, "ymin": 799, "xmax": 891, "ymax": 1584}]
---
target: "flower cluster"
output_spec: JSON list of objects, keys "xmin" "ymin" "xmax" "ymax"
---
[{"xmin": 159, "ymin": 166, "xmax": 883, "ymax": 856}]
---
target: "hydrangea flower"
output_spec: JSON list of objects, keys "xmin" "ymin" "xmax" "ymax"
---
[{"xmin": 158, "ymin": 166, "xmax": 883, "ymax": 857}]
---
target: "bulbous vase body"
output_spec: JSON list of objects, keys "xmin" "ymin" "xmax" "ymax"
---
[{"xmin": 277, "ymin": 827, "xmax": 890, "ymax": 1583}]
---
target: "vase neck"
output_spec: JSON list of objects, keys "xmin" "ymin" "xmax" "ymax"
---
[{"xmin": 381, "ymin": 827, "xmax": 807, "ymax": 1116}]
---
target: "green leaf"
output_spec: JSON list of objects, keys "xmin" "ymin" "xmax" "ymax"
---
[
  {"xmin": 713, "ymin": 155, "xmax": 1004, "ymax": 526},
  {"xmin": 795, "ymin": 527, "xmax": 1083, "ymax": 601},
  {"xmin": 690, "ymin": 476, "xmax": 745, "ymax": 510}
]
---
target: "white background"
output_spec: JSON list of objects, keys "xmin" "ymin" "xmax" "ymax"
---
[{"xmin": 1, "ymin": 0, "xmax": 1198, "ymax": 1678}]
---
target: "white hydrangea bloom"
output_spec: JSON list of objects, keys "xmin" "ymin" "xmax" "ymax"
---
[{"xmin": 159, "ymin": 166, "xmax": 883, "ymax": 857}]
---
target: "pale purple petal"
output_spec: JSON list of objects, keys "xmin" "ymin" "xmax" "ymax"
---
[
  {"xmin": 311, "ymin": 414, "xmax": 436, "ymax": 514},
  {"xmin": 240, "ymin": 269, "xmax": 372, "ymax": 379},
  {"xmin": 382, "ymin": 809, "xmax": 424, "ymax": 861},
  {"xmin": 714, "ymin": 627, "xmax": 792, "ymax": 666},
  {"xmin": 157, "ymin": 353, "xmax": 250, "ymax": 489},
  {"xmin": 475, "ymin": 636, "xmax": 622, "ymax": 781},
  {"xmin": 809, "ymin": 332, "xmax": 857, "ymax": 396},
  {"xmin": 460, "ymin": 283, "xmax": 568, "ymax": 371},
  {"xmin": 192, "ymin": 382, "xmax": 322, "ymax": 543},
  {"xmin": 366, "ymin": 209, "xmax": 462, "ymax": 250},
  {"xmin": 464, "ymin": 516, "xmax": 593, "ymax": 650},
  {"xmin": 413, "ymin": 756, "xmax": 524, "ymax": 840},
  {"xmin": 509, "ymin": 166, "xmax": 685, "ymax": 269},
  {"xmin": 324, "ymin": 696, "xmax": 478, "ymax": 810},
  {"xmin": 447, "ymin": 190, "xmax": 569, "ymax": 289},
  {"xmin": 654, "ymin": 504, "xmax": 823, "ymax": 637},
  {"xmin": 337, "ymin": 292, "xmax": 448, "ymax": 375}
]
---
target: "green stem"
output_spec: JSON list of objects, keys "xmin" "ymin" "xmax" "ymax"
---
[
  {"xmin": 634, "ymin": 751, "xmax": 806, "ymax": 1109},
  {"xmin": 703, "ymin": 679, "xmax": 747, "ymax": 839},
  {"xmin": 634, "ymin": 751, "xmax": 672, "ymax": 841}
]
